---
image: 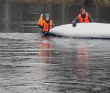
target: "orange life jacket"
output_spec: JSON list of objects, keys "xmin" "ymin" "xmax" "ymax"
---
[
  {"xmin": 79, "ymin": 14, "xmax": 89, "ymax": 23},
  {"xmin": 43, "ymin": 20, "xmax": 53, "ymax": 32}
]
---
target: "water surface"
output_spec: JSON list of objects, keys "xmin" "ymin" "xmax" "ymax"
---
[{"xmin": 0, "ymin": 1, "xmax": 110, "ymax": 93}]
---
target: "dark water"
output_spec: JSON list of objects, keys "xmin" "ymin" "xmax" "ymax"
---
[{"xmin": 0, "ymin": 1, "xmax": 110, "ymax": 93}]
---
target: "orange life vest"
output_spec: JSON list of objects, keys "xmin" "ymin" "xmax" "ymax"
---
[
  {"xmin": 43, "ymin": 20, "xmax": 53, "ymax": 32},
  {"xmin": 79, "ymin": 14, "xmax": 89, "ymax": 23}
]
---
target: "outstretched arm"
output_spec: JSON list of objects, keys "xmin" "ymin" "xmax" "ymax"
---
[
  {"xmin": 72, "ymin": 16, "xmax": 79, "ymax": 27},
  {"xmin": 38, "ymin": 14, "xmax": 43, "ymax": 28},
  {"xmin": 72, "ymin": 16, "xmax": 79, "ymax": 23}
]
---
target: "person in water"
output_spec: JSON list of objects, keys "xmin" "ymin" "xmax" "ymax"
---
[
  {"xmin": 72, "ymin": 8, "xmax": 93, "ymax": 27},
  {"xmin": 38, "ymin": 13, "xmax": 55, "ymax": 36}
]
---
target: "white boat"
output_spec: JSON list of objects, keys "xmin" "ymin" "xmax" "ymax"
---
[{"xmin": 49, "ymin": 23, "xmax": 110, "ymax": 38}]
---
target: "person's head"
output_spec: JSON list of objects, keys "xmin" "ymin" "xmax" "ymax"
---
[
  {"xmin": 45, "ymin": 13, "xmax": 50, "ymax": 21},
  {"xmin": 80, "ymin": 8, "xmax": 86, "ymax": 15}
]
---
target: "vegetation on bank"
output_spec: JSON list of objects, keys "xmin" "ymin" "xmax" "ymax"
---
[{"xmin": 2, "ymin": 0, "xmax": 110, "ymax": 5}]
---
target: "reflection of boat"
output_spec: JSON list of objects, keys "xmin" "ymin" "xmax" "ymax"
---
[
  {"xmin": 38, "ymin": 37, "xmax": 52, "ymax": 63},
  {"xmin": 50, "ymin": 23, "xmax": 110, "ymax": 38}
]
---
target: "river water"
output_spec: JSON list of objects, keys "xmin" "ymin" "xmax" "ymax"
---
[{"xmin": 0, "ymin": 1, "xmax": 110, "ymax": 93}]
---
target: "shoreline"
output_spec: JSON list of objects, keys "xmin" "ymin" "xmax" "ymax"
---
[{"xmin": 1, "ymin": 0, "xmax": 110, "ymax": 6}]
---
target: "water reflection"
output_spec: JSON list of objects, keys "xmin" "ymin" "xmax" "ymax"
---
[
  {"xmin": 76, "ymin": 42, "xmax": 89, "ymax": 78},
  {"xmin": 38, "ymin": 37, "xmax": 52, "ymax": 63}
]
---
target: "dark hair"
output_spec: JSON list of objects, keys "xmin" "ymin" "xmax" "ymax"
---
[{"xmin": 80, "ymin": 8, "xmax": 85, "ymax": 13}]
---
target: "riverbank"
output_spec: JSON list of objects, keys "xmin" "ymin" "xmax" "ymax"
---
[
  {"xmin": 2, "ymin": 0, "xmax": 110, "ymax": 6},
  {"xmin": 1, "ymin": 0, "xmax": 75, "ymax": 4}
]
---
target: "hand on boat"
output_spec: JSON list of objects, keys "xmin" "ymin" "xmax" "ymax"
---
[{"xmin": 72, "ymin": 22, "xmax": 77, "ymax": 27}]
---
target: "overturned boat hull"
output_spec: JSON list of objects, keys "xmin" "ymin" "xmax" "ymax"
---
[{"xmin": 50, "ymin": 23, "xmax": 110, "ymax": 38}]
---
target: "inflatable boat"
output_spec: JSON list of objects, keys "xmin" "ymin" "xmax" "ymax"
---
[{"xmin": 49, "ymin": 23, "xmax": 110, "ymax": 38}]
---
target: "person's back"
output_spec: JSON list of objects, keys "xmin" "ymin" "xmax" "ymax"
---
[{"xmin": 72, "ymin": 8, "xmax": 93, "ymax": 27}]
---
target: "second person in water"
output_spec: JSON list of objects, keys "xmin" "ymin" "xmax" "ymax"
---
[{"xmin": 72, "ymin": 8, "xmax": 93, "ymax": 27}]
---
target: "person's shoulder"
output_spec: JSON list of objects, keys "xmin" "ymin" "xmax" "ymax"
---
[
  {"xmin": 85, "ymin": 12, "xmax": 89, "ymax": 14},
  {"xmin": 49, "ymin": 20, "xmax": 54, "ymax": 23},
  {"xmin": 50, "ymin": 19, "xmax": 53, "ymax": 21},
  {"xmin": 86, "ymin": 13, "xmax": 91, "ymax": 17},
  {"xmin": 86, "ymin": 12, "xmax": 91, "ymax": 15},
  {"xmin": 42, "ymin": 20, "xmax": 45, "ymax": 23}
]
